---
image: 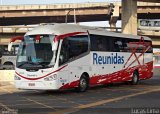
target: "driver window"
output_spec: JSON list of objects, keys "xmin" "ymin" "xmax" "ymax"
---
[{"xmin": 59, "ymin": 38, "xmax": 69, "ymax": 65}]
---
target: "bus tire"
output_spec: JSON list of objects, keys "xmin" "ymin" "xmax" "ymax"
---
[
  {"xmin": 76, "ymin": 74, "xmax": 89, "ymax": 92},
  {"xmin": 131, "ymin": 71, "xmax": 139, "ymax": 85}
]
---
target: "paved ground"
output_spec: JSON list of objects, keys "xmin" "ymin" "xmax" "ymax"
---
[{"xmin": 0, "ymin": 70, "xmax": 160, "ymax": 114}]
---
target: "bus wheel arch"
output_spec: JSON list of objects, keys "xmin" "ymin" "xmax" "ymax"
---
[
  {"xmin": 3, "ymin": 62, "xmax": 14, "ymax": 70},
  {"xmin": 76, "ymin": 72, "xmax": 90, "ymax": 92}
]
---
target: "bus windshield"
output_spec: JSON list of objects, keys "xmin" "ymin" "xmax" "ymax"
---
[{"xmin": 17, "ymin": 35, "xmax": 55, "ymax": 69}]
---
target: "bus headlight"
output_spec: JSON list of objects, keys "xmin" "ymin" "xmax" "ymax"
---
[
  {"xmin": 44, "ymin": 74, "xmax": 57, "ymax": 81},
  {"xmin": 14, "ymin": 75, "xmax": 21, "ymax": 80}
]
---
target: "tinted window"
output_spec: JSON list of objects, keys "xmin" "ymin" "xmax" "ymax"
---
[
  {"xmin": 90, "ymin": 35, "xmax": 112, "ymax": 51},
  {"xmin": 59, "ymin": 35, "xmax": 89, "ymax": 65},
  {"xmin": 113, "ymin": 38, "xmax": 152, "ymax": 53},
  {"xmin": 90, "ymin": 34, "xmax": 152, "ymax": 53}
]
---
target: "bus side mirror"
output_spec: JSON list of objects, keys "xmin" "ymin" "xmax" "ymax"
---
[
  {"xmin": 52, "ymin": 41, "xmax": 58, "ymax": 51},
  {"xmin": 8, "ymin": 42, "xmax": 13, "ymax": 52}
]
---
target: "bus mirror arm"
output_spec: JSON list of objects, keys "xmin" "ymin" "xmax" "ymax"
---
[
  {"xmin": 8, "ymin": 36, "xmax": 24, "ymax": 51},
  {"xmin": 8, "ymin": 42, "xmax": 13, "ymax": 52}
]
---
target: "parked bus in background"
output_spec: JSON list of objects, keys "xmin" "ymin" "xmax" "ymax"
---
[
  {"xmin": 0, "ymin": 43, "xmax": 19, "ymax": 69},
  {"xmin": 8, "ymin": 24, "xmax": 153, "ymax": 92}
]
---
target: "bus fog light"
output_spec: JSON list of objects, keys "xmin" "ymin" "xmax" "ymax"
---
[
  {"xmin": 44, "ymin": 74, "xmax": 57, "ymax": 81},
  {"xmin": 14, "ymin": 75, "xmax": 21, "ymax": 80}
]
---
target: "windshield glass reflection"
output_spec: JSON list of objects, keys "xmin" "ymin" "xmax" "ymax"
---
[{"xmin": 17, "ymin": 35, "xmax": 55, "ymax": 69}]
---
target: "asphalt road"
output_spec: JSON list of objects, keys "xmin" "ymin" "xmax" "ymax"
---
[{"xmin": 0, "ymin": 70, "xmax": 160, "ymax": 114}]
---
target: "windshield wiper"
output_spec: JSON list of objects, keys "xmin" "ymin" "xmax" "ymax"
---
[
  {"xmin": 37, "ymin": 62, "xmax": 54, "ymax": 68},
  {"xmin": 17, "ymin": 61, "xmax": 37, "ymax": 68}
]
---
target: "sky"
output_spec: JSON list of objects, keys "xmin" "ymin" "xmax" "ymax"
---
[
  {"xmin": 1, "ymin": 0, "xmax": 121, "ymax": 5},
  {"xmin": 0, "ymin": 0, "xmax": 121, "ymax": 27}
]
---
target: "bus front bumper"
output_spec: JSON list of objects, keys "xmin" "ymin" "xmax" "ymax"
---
[{"xmin": 15, "ymin": 81, "xmax": 59, "ymax": 90}]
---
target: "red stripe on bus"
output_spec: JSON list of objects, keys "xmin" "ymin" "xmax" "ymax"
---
[
  {"xmin": 16, "ymin": 64, "xmax": 68, "ymax": 80},
  {"xmin": 54, "ymin": 32, "xmax": 87, "ymax": 42}
]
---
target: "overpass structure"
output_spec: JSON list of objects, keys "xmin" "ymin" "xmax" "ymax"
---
[
  {"xmin": 0, "ymin": 2, "xmax": 160, "ymax": 26},
  {"xmin": 0, "ymin": 1, "xmax": 160, "ymax": 47},
  {"xmin": 0, "ymin": 3, "xmax": 111, "ymax": 25}
]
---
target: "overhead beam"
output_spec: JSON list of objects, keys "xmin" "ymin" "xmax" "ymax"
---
[
  {"xmin": 0, "ymin": 2, "xmax": 160, "ymax": 25},
  {"xmin": 137, "ymin": 0, "xmax": 160, "ymax": 3}
]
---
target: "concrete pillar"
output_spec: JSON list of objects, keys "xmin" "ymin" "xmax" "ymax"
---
[{"xmin": 122, "ymin": 0, "xmax": 137, "ymax": 35}]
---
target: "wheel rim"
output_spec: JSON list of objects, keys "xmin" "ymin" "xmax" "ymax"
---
[
  {"xmin": 80, "ymin": 78, "xmax": 87, "ymax": 91},
  {"xmin": 133, "ymin": 74, "xmax": 138, "ymax": 83}
]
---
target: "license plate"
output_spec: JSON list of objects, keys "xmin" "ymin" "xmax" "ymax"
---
[{"xmin": 28, "ymin": 83, "xmax": 35, "ymax": 86}]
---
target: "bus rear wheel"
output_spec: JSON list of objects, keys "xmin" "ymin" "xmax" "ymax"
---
[
  {"xmin": 131, "ymin": 71, "xmax": 139, "ymax": 85},
  {"xmin": 76, "ymin": 74, "xmax": 89, "ymax": 92}
]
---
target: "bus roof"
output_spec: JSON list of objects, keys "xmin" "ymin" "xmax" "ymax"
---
[{"xmin": 25, "ymin": 23, "xmax": 151, "ymax": 41}]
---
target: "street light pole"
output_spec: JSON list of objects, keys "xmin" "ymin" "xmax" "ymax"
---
[
  {"xmin": 65, "ymin": 9, "xmax": 71, "ymax": 23},
  {"xmin": 65, "ymin": 9, "xmax": 77, "ymax": 24}
]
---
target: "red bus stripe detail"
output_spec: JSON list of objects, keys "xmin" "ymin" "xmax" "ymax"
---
[
  {"xmin": 60, "ymin": 61, "xmax": 153, "ymax": 90},
  {"xmin": 16, "ymin": 65, "xmax": 68, "ymax": 80},
  {"xmin": 54, "ymin": 32, "xmax": 87, "ymax": 42},
  {"xmin": 123, "ymin": 37, "xmax": 151, "ymax": 69}
]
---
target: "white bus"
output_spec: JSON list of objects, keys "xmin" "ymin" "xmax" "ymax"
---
[
  {"xmin": 8, "ymin": 24, "xmax": 153, "ymax": 92},
  {"xmin": 0, "ymin": 43, "xmax": 19, "ymax": 69}
]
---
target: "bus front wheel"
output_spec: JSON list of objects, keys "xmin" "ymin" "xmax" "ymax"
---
[{"xmin": 76, "ymin": 74, "xmax": 89, "ymax": 92}]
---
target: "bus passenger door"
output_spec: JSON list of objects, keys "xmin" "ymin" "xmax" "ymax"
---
[
  {"xmin": 57, "ymin": 32, "xmax": 89, "ymax": 89},
  {"xmin": 57, "ymin": 63, "xmax": 69, "ymax": 89},
  {"xmin": 57, "ymin": 39, "xmax": 69, "ymax": 89}
]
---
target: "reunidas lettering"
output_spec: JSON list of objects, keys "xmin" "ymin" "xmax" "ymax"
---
[{"xmin": 93, "ymin": 53, "xmax": 124, "ymax": 65}]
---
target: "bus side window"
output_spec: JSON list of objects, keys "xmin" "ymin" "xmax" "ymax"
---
[
  {"xmin": 68, "ymin": 35, "xmax": 88, "ymax": 59},
  {"xmin": 114, "ymin": 39, "xmax": 121, "ymax": 52},
  {"xmin": 90, "ymin": 35, "xmax": 110, "ymax": 52},
  {"xmin": 59, "ymin": 35, "xmax": 89, "ymax": 66},
  {"xmin": 113, "ymin": 38, "xmax": 129, "ymax": 52}
]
